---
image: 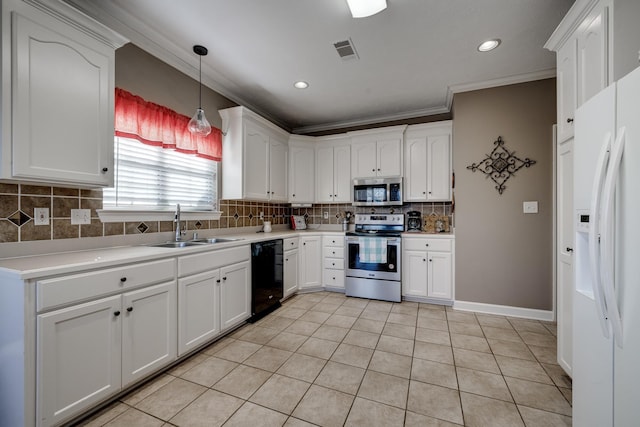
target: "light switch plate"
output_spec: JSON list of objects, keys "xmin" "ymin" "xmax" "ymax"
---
[
  {"xmin": 523, "ymin": 201, "xmax": 538, "ymax": 214},
  {"xmin": 34, "ymin": 208, "xmax": 49, "ymax": 225},
  {"xmin": 323, "ymin": 211, "xmax": 329, "ymax": 219},
  {"xmin": 71, "ymin": 208, "xmax": 91, "ymax": 224}
]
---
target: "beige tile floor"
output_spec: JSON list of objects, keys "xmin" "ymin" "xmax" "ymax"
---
[{"xmin": 79, "ymin": 292, "xmax": 572, "ymax": 427}]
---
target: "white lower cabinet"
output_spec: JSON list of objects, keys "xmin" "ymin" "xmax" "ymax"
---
[
  {"xmin": 299, "ymin": 235, "xmax": 322, "ymax": 290},
  {"xmin": 177, "ymin": 246, "xmax": 251, "ymax": 356},
  {"xmin": 402, "ymin": 235, "xmax": 455, "ymax": 303},
  {"xmin": 322, "ymin": 235, "xmax": 345, "ymax": 291},
  {"xmin": 37, "ymin": 280, "xmax": 177, "ymax": 427},
  {"xmin": 283, "ymin": 237, "xmax": 300, "ymax": 299}
]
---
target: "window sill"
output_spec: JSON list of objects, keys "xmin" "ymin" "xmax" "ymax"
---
[{"xmin": 97, "ymin": 209, "xmax": 222, "ymax": 223}]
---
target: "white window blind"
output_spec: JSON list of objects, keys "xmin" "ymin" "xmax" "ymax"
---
[{"xmin": 103, "ymin": 137, "xmax": 217, "ymax": 210}]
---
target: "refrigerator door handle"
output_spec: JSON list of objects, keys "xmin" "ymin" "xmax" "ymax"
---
[
  {"xmin": 588, "ymin": 132, "xmax": 612, "ymax": 338},
  {"xmin": 601, "ymin": 127, "xmax": 625, "ymax": 348}
]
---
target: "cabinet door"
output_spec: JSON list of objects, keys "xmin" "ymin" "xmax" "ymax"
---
[
  {"xmin": 402, "ymin": 250, "xmax": 428, "ymax": 297},
  {"xmin": 316, "ymin": 146, "xmax": 335, "ymax": 203},
  {"xmin": 405, "ymin": 137, "xmax": 428, "ymax": 201},
  {"xmin": 178, "ymin": 270, "xmax": 221, "ymax": 356},
  {"xmin": 351, "ymin": 141, "xmax": 377, "ymax": 178},
  {"xmin": 289, "ymin": 145, "xmax": 315, "ymax": 203},
  {"xmin": 122, "ymin": 282, "xmax": 177, "ymax": 386},
  {"xmin": 269, "ymin": 138, "xmax": 288, "ymax": 201},
  {"xmin": 244, "ymin": 122, "xmax": 270, "ymax": 200},
  {"xmin": 299, "ymin": 237, "xmax": 321, "ymax": 289},
  {"xmin": 220, "ymin": 260, "xmax": 251, "ymax": 330},
  {"xmin": 557, "ymin": 138, "xmax": 574, "ymax": 375},
  {"xmin": 428, "ymin": 252, "xmax": 453, "ymax": 300},
  {"xmin": 577, "ymin": 5, "xmax": 609, "ymax": 106},
  {"xmin": 333, "ymin": 145, "xmax": 352, "ymax": 202},
  {"xmin": 37, "ymin": 296, "xmax": 121, "ymax": 426},
  {"xmin": 377, "ymin": 139, "xmax": 402, "ymax": 176},
  {"xmin": 557, "ymin": 40, "xmax": 577, "ymax": 143},
  {"xmin": 427, "ymin": 134, "xmax": 452, "ymax": 201},
  {"xmin": 284, "ymin": 250, "xmax": 299, "ymax": 299},
  {"xmin": 12, "ymin": 12, "xmax": 113, "ymax": 186}
]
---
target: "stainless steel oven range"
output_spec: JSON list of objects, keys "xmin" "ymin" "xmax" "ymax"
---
[{"xmin": 345, "ymin": 213, "xmax": 404, "ymax": 302}]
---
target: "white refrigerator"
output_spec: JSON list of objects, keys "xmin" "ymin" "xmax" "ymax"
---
[{"xmin": 573, "ymin": 65, "xmax": 640, "ymax": 426}]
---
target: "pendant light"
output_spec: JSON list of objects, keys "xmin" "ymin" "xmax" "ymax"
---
[{"xmin": 188, "ymin": 45, "xmax": 212, "ymax": 136}]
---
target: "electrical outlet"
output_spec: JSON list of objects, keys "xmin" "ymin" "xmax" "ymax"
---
[
  {"xmin": 323, "ymin": 211, "xmax": 329, "ymax": 219},
  {"xmin": 259, "ymin": 211, "xmax": 264, "ymax": 220},
  {"xmin": 71, "ymin": 208, "xmax": 91, "ymax": 224},
  {"xmin": 34, "ymin": 208, "xmax": 49, "ymax": 225},
  {"xmin": 523, "ymin": 201, "xmax": 538, "ymax": 214}
]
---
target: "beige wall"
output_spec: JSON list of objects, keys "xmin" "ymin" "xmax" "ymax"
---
[
  {"xmin": 452, "ymin": 79, "xmax": 556, "ymax": 310},
  {"xmin": 115, "ymin": 43, "xmax": 237, "ymax": 129}
]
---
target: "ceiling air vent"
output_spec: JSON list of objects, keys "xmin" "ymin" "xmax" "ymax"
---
[{"xmin": 334, "ymin": 38, "xmax": 359, "ymax": 60}]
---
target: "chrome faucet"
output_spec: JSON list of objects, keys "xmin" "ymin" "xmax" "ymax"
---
[{"xmin": 174, "ymin": 203, "xmax": 183, "ymax": 241}]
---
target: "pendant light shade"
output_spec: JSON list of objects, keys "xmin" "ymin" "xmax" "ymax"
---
[{"xmin": 188, "ymin": 45, "xmax": 212, "ymax": 137}]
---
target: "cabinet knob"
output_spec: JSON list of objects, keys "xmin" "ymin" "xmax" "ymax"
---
[
  {"xmin": 292, "ymin": 194, "xmax": 296, "ymax": 197},
  {"xmin": 114, "ymin": 311, "xmax": 121, "ymax": 317},
  {"xmin": 567, "ymin": 118, "xmax": 574, "ymax": 123},
  {"xmin": 332, "ymin": 251, "xmax": 336, "ymax": 255},
  {"xmin": 428, "ymin": 191, "xmax": 432, "ymax": 194},
  {"xmin": 377, "ymin": 168, "xmax": 381, "ymax": 171},
  {"xmin": 332, "ymin": 262, "xmax": 335, "ymax": 266},
  {"xmin": 120, "ymin": 277, "xmax": 127, "ymax": 283},
  {"xmin": 425, "ymin": 243, "xmax": 429, "ymax": 247},
  {"xmin": 334, "ymin": 194, "xmax": 337, "ymax": 197},
  {"xmin": 126, "ymin": 307, "xmax": 133, "ymax": 312},
  {"xmin": 216, "ymin": 279, "xmax": 221, "ymax": 283},
  {"xmin": 566, "ymin": 247, "xmax": 574, "ymax": 253},
  {"xmin": 372, "ymin": 168, "xmax": 375, "ymax": 172},
  {"xmin": 286, "ymin": 258, "xmax": 289, "ymax": 262},
  {"xmin": 423, "ymin": 191, "xmax": 426, "ymax": 194},
  {"xmin": 271, "ymin": 191, "xmax": 274, "ymax": 194},
  {"xmin": 223, "ymin": 277, "xmax": 227, "ymax": 281},
  {"xmin": 304, "ymin": 242, "xmax": 306, "ymax": 245},
  {"xmin": 290, "ymin": 242, "xmax": 294, "ymax": 245},
  {"xmin": 429, "ymin": 259, "xmax": 433, "ymax": 262},
  {"xmin": 423, "ymin": 258, "xmax": 426, "ymax": 262},
  {"xmin": 102, "ymin": 167, "xmax": 108, "ymax": 172},
  {"xmin": 333, "ymin": 276, "xmax": 336, "ymax": 280}
]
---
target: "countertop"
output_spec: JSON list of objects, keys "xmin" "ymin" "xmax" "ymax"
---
[{"xmin": 0, "ymin": 227, "xmax": 454, "ymax": 280}]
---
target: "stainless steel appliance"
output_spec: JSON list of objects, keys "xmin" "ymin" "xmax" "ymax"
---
[
  {"xmin": 345, "ymin": 213, "xmax": 403, "ymax": 302},
  {"xmin": 352, "ymin": 177, "xmax": 403, "ymax": 206},
  {"xmin": 406, "ymin": 211, "xmax": 422, "ymax": 232},
  {"xmin": 250, "ymin": 239, "xmax": 283, "ymax": 322}
]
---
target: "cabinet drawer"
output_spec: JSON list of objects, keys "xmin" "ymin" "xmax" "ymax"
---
[
  {"xmin": 403, "ymin": 238, "xmax": 452, "ymax": 252},
  {"xmin": 322, "ymin": 236, "xmax": 344, "ymax": 247},
  {"xmin": 323, "ymin": 246, "xmax": 345, "ymax": 259},
  {"xmin": 324, "ymin": 258, "xmax": 345, "ymax": 270},
  {"xmin": 324, "ymin": 269, "xmax": 345, "ymax": 287},
  {"xmin": 37, "ymin": 259, "xmax": 175, "ymax": 312},
  {"xmin": 284, "ymin": 237, "xmax": 299, "ymax": 251},
  {"xmin": 178, "ymin": 246, "xmax": 250, "ymax": 277}
]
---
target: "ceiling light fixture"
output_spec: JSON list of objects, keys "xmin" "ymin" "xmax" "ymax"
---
[
  {"xmin": 478, "ymin": 39, "xmax": 501, "ymax": 52},
  {"xmin": 188, "ymin": 45, "xmax": 212, "ymax": 136},
  {"xmin": 294, "ymin": 81, "xmax": 309, "ymax": 89},
  {"xmin": 346, "ymin": 0, "xmax": 387, "ymax": 18}
]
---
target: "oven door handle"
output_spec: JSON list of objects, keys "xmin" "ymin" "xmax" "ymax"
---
[{"xmin": 346, "ymin": 237, "xmax": 399, "ymax": 243}]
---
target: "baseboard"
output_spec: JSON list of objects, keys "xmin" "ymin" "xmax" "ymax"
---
[
  {"xmin": 453, "ymin": 300, "xmax": 554, "ymax": 322},
  {"xmin": 402, "ymin": 295, "xmax": 453, "ymax": 307}
]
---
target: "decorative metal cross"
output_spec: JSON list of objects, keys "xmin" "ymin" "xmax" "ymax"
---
[{"xmin": 466, "ymin": 136, "xmax": 536, "ymax": 195}]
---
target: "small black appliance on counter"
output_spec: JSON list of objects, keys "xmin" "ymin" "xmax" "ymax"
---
[{"xmin": 406, "ymin": 211, "xmax": 422, "ymax": 232}]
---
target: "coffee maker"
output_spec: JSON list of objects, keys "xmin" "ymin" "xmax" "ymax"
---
[{"xmin": 406, "ymin": 211, "xmax": 422, "ymax": 232}]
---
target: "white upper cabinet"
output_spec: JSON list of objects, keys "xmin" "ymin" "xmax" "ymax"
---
[
  {"xmin": 288, "ymin": 136, "xmax": 315, "ymax": 204},
  {"xmin": 545, "ymin": 0, "xmax": 612, "ymax": 142},
  {"xmin": 404, "ymin": 122, "xmax": 452, "ymax": 202},
  {"xmin": 348, "ymin": 125, "xmax": 406, "ymax": 178},
  {"xmin": 220, "ymin": 107, "xmax": 289, "ymax": 202},
  {"xmin": 315, "ymin": 136, "xmax": 351, "ymax": 203},
  {"xmin": 0, "ymin": 0, "xmax": 127, "ymax": 187},
  {"xmin": 557, "ymin": 40, "xmax": 577, "ymax": 142}
]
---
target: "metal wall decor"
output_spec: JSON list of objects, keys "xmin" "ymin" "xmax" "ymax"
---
[{"xmin": 466, "ymin": 136, "xmax": 536, "ymax": 195}]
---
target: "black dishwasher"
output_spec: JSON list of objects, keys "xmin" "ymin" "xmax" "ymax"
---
[{"xmin": 249, "ymin": 239, "xmax": 283, "ymax": 322}]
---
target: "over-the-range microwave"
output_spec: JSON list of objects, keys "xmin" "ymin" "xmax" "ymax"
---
[{"xmin": 352, "ymin": 177, "xmax": 403, "ymax": 206}]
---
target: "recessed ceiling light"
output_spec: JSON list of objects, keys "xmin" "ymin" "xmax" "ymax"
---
[
  {"xmin": 294, "ymin": 81, "xmax": 309, "ymax": 89},
  {"xmin": 346, "ymin": 0, "xmax": 387, "ymax": 18},
  {"xmin": 478, "ymin": 39, "xmax": 501, "ymax": 52}
]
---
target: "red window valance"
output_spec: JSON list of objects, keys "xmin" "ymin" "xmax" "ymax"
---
[{"xmin": 114, "ymin": 88, "xmax": 222, "ymax": 161}]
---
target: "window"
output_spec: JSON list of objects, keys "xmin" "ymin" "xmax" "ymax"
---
[
  {"xmin": 104, "ymin": 88, "xmax": 223, "ymax": 215},
  {"xmin": 103, "ymin": 136, "xmax": 218, "ymax": 210}
]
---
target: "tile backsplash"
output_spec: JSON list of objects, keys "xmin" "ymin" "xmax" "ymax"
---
[{"xmin": 0, "ymin": 183, "xmax": 453, "ymax": 243}]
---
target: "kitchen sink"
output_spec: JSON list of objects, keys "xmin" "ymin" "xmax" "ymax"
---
[
  {"xmin": 189, "ymin": 237, "xmax": 244, "ymax": 244},
  {"xmin": 150, "ymin": 241, "xmax": 206, "ymax": 248}
]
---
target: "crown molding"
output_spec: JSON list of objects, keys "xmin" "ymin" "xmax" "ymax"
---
[{"xmin": 544, "ymin": 0, "xmax": 600, "ymax": 51}]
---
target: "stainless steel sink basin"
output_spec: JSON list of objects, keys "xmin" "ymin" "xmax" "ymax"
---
[
  {"xmin": 189, "ymin": 237, "xmax": 243, "ymax": 244},
  {"xmin": 150, "ymin": 241, "xmax": 206, "ymax": 248}
]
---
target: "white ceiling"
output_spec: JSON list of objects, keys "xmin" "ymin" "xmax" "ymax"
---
[{"xmin": 66, "ymin": 0, "xmax": 574, "ymax": 134}]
